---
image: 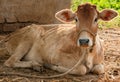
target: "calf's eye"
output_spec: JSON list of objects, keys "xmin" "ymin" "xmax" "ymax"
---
[
  {"xmin": 75, "ymin": 18, "xmax": 78, "ymax": 22},
  {"xmin": 94, "ymin": 18, "xmax": 98, "ymax": 22},
  {"xmin": 75, "ymin": 17, "xmax": 78, "ymax": 22}
]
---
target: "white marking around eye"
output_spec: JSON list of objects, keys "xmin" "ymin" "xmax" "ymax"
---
[
  {"xmin": 92, "ymin": 13, "xmax": 98, "ymax": 27},
  {"xmin": 75, "ymin": 17, "xmax": 80, "ymax": 28}
]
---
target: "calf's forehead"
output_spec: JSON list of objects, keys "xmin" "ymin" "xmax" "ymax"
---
[{"xmin": 76, "ymin": 3, "xmax": 98, "ymax": 21}]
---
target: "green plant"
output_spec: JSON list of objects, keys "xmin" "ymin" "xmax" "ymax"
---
[
  {"xmin": 71, "ymin": 0, "xmax": 120, "ymax": 28},
  {"xmin": 71, "ymin": 0, "xmax": 120, "ymax": 12}
]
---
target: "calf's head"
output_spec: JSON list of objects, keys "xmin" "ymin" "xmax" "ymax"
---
[{"xmin": 55, "ymin": 3, "xmax": 117, "ymax": 48}]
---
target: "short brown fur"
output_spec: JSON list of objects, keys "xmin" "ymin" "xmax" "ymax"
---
[{"xmin": 2, "ymin": 3, "xmax": 117, "ymax": 76}]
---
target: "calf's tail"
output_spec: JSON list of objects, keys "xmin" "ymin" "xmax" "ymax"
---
[{"xmin": 0, "ymin": 38, "xmax": 8, "ymax": 56}]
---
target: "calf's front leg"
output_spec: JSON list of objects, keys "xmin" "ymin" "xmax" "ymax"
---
[{"xmin": 44, "ymin": 63, "xmax": 87, "ymax": 75}]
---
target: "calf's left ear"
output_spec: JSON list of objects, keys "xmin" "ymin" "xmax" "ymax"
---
[
  {"xmin": 99, "ymin": 9, "xmax": 118, "ymax": 21},
  {"xmin": 55, "ymin": 9, "xmax": 76, "ymax": 23}
]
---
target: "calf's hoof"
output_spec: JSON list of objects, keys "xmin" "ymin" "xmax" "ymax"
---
[
  {"xmin": 72, "ymin": 64, "xmax": 87, "ymax": 75},
  {"xmin": 32, "ymin": 65, "xmax": 45, "ymax": 73},
  {"xmin": 78, "ymin": 64, "xmax": 87, "ymax": 75},
  {"xmin": 4, "ymin": 61, "xmax": 14, "ymax": 67},
  {"xmin": 92, "ymin": 64, "xmax": 104, "ymax": 75}
]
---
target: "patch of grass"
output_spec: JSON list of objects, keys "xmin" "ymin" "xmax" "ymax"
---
[
  {"xmin": 71, "ymin": 0, "xmax": 120, "ymax": 28},
  {"xmin": 71, "ymin": 0, "xmax": 120, "ymax": 12}
]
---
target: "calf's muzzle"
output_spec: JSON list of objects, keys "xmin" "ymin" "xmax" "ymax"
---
[{"xmin": 79, "ymin": 39, "xmax": 89, "ymax": 46}]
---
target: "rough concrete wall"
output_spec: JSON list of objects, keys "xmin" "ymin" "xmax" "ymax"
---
[{"xmin": 0, "ymin": 0, "xmax": 71, "ymax": 32}]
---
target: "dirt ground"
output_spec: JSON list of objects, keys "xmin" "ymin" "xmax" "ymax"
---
[{"xmin": 0, "ymin": 27, "xmax": 120, "ymax": 82}]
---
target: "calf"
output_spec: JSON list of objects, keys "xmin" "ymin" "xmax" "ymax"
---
[{"xmin": 3, "ymin": 3, "xmax": 117, "ymax": 76}]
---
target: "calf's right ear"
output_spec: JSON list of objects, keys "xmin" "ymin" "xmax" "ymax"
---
[{"xmin": 55, "ymin": 9, "xmax": 76, "ymax": 23}]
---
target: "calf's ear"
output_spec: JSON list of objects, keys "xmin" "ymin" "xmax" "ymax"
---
[
  {"xmin": 99, "ymin": 9, "xmax": 118, "ymax": 21},
  {"xmin": 55, "ymin": 9, "xmax": 76, "ymax": 23}
]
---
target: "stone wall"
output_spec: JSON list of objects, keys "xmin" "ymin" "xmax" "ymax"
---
[{"xmin": 0, "ymin": 0, "xmax": 71, "ymax": 32}]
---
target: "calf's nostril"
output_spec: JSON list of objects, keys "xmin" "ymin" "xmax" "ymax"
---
[
  {"xmin": 86, "ymin": 39, "xmax": 89, "ymax": 43},
  {"xmin": 79, "ymin": 39, "xmax": 89, "ymax": 45}
]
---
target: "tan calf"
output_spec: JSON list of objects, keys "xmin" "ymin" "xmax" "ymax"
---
[{"xmin": 3, "ymin": 3, "xmax": 117, "ymax": 76}]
